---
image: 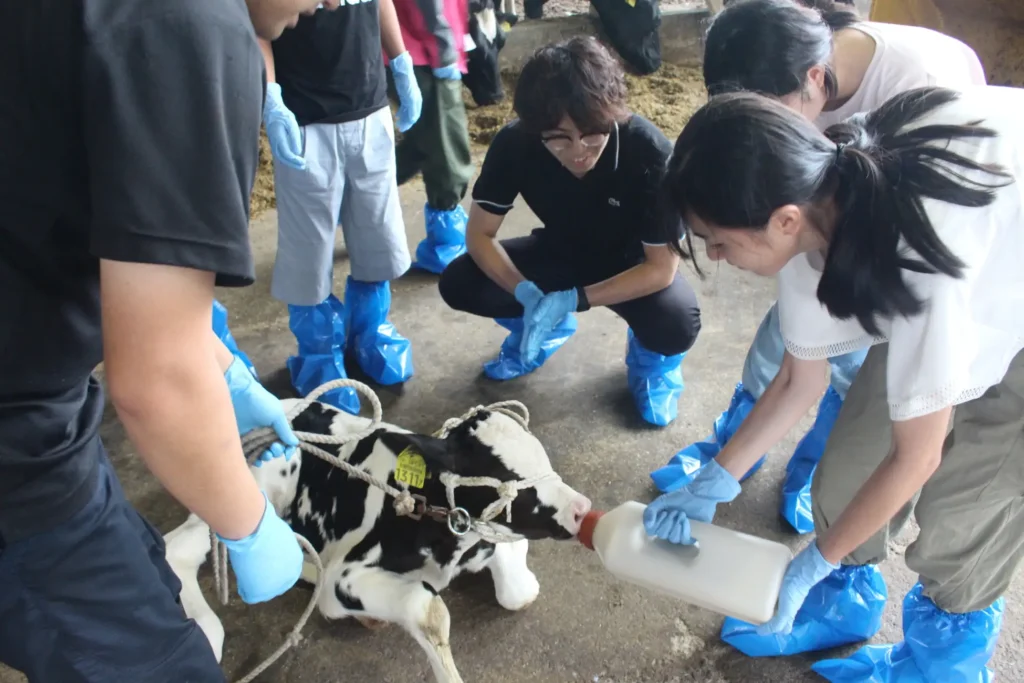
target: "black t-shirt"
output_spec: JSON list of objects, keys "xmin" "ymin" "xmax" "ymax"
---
[
  {"xmin": 0, "ymin": 0, "xmax": 263, "ymax": 541},
  {"xmin": 471, "ymin": 114, "xmax": 684, "ymax": 268},
  {"xmin": 272, "ymin": 4, "xmax": 389, "ymax": 128}
]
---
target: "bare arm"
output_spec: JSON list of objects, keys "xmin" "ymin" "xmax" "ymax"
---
[
  {"xmin": 716, "ymin": 351, "xmax": 831, "ymax": 480},
  {"xmin": 582, "ymin": 244, "xmax": 679, "ymax": 307},
  {"xmin": 259, "ymin": 38, "xmax": 276, "ymax": 82},
  {"xmin": 817, "ymin": 408, "xmax": 949, "ymax": 564},
  {"xmin": 101, "ymin": 261, "xmax": 266, "ymax": 541},
  {"xmin": 379, "ymin": 0, "xmax": 408, "ymax": 59},
  {"xmin": 466, "ymin": 202, "xmax": 525, "ymax": 293}
]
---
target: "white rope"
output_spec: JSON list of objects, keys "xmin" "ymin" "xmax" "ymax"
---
[{"xmin": 210, "ymin": 379, "xmax": 541, "ymax": 682}]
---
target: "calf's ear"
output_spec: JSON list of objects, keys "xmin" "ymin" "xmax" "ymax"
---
[{"xmin": 385, "ymin": 432, "xmax": 458, "ymax": 471}]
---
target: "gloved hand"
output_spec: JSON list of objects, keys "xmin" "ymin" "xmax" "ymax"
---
[
  {"xmin": 225, "ymin": 355, "xmax": 299, "ymax": 467},
  {"xmin": 263, "ymin": 82, "xmax": 306, "ymax": 171},
  {"xmin": 756, "ymin": 541, "xmax": 838, "ymax": 634},
  {"xmin": 514, "ymin": 280, "xmax": 545, "ymax": 314},
  {"xmin": 521, "ymin": 288, "xmax": 578, "ymax": 363},
  {"xmin": 433, "ymin": 63, "xmax": 462, "ymax": 81},
  {"xmin": 217, "ymin": 493, "xmax": 304, "ymax": 604},
  {"xmin": 389, "ymin": 52, "xmax": 423, "ymax": 133},
  {"xmin": 643, "ymin": 459, "xmax": 741, "ymax": 545}
]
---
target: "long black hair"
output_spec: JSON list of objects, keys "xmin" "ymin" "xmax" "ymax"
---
[
  {"xmin": 704, "ymin": 0, "xmax": 860, "ymax": 99},
  {"xmin": 661, "ymin": 87, "xmax": 1014, "ymax": 335}
]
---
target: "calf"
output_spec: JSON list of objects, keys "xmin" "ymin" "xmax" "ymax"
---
[{"xmin": 164, "ymin": 398, "xmax": 591, "ymax": 683}]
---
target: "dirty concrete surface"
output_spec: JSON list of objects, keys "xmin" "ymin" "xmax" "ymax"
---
[{"xmin": 4, "ymin": 177, "xmax": 1024, "ymax": 683}]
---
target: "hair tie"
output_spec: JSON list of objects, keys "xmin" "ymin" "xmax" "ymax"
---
[{"xmin": 835, "ymin": 142, "xmax": 847, "ymax": 164}]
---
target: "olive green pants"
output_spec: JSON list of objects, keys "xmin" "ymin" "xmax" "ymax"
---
[
  {"xmin": 812, "ymin": 344, "xmax": 1024, "ymax": 613},
  {"xmin": 389, "ymin": 66, "xmax": 474, "ymax": 211}
]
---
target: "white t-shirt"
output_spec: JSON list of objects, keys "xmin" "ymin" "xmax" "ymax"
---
[
  {"xmin": 778, "ymin": 85, "xmax": 1024, "ymax": 422},
  {"xmin": 814, "ymin": 21, "xmax": 987, "ymax": 132}
]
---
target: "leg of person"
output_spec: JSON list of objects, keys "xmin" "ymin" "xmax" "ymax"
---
[
  {"xmin": 650, "ymin": 303, "xmax": 784, "ymax": 491},
  {"xmin": 0, "ymin": 448, "xmax": 224, "ymax": 683},
  {"xmin": 406, "ymin": 68, "xmax": 475, "ymax": 275},
  {"xmin": 337, "ymin": 106, "xmax": 414, "ymax": 387},
  {"xmin": 211, "ymin": 299, "xmax": 257, "ymax": 377},
  {"xmin": 813, "ymin": 349, "xmax": 1024, "ymax": 682},
  {"xmin": 270, "ymin": 123, "xmax": 360, "ymax": 413},
  {"xmin": 607, "ymin": 274, "xmax": 700, "ymax": 427},
  {"xmin": 439, "ymin": 231, "xmax": 579, "ymax": 380},
  {"xmin": 722, "ymin": 344, "xmax": 896, "ymax": 657}
]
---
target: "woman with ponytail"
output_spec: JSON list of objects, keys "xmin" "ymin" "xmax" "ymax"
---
[
  {"xmin": 649, "ymin": 84, "xmax": 1023, "ymax": 680},
  {"xmin": 652, "ymin": 0, "xmax": 988, "ymax": 559}
]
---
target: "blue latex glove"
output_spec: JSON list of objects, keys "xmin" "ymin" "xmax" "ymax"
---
[
  {"xmin": 433, "ymin": 63, "xmax": 462, "ymax": 80},
  {"xmin": 757, "ymin": 541, "xmax": 839, "ymax": 635},
  {"xmin": 643, "ymin": 459, "xmax": 741, "ymax": 545},
  {"xmin": 390, "ymin": 52, "xmax": 423, "ymax": 132},
  {"xmin": 263, "ymin": 82, "xmax": 306, "ymax": 171},
  {"xmin": 521, "ymin": 288, "xmax": 577, "ymax": 364},
  {"xmin": 217, "ymin": 493, "xmax": 304, "ymax": 604},
  {"xmin": 225, "ymin": 355, "xmax": 299, "ymax": 467},
  {"xmin": 514, "ymin": 280, "xmax": 545, "ymax": 314}
]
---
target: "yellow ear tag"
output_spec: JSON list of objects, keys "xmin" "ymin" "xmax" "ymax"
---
[
  {"xmin": 625, "ymin": 0, "xmax": 637, "ymax": 6},
  {"xmin": 395, "ymin": 448, "xmax": 429, "ymax": 489}
]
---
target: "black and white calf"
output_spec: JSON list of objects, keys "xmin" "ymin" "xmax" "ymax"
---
[{"xmin": 164, "ymin": 399, "xmax": 591, "ymax": 683}]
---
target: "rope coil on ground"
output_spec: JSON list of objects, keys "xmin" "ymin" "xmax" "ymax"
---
[{"xmin": 209, "ymin": 378, "xmax": 539, "ymax": 682}]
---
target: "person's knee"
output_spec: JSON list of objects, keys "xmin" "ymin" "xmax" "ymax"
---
[
  {"xmin": 632, "ymin": 303, "xmax": 701, "ymax": 357},
  {"xmin": 438, "ymin": 255, "xmax": 479, "ymax": 312}
]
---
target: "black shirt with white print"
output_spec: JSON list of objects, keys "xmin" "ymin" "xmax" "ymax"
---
[
  {"xmin": 471, "ymin": 114, "xmax": 683, "ymax": 269},
  {"xmin": 272, "ymin": 3, "xmax": 389, "ymax": 127}
]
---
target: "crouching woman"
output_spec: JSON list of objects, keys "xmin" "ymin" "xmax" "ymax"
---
[{"xmin": 438, "ymin": 36, "xmax": 701, "ymax": 426}]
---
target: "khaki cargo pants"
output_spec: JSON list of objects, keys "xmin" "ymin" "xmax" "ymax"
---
[{"xmin": 812, "ymin": 344, "xmax": 1024, "ymax": 613}]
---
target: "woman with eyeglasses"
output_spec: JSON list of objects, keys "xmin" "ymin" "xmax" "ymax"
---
[
  {"xmin": 438, "ymin": 36, "xmax": 701, "ymax": 426},
  {"xmin": 650, "ymin": 83, "xmax": 1024, "ymax": 680},
  {"xmin": 652, "ymin": 0, "xmax": 988, "ymax": 545}
]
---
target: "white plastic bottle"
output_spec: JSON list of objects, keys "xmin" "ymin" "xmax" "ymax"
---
[{"xmin": 578, "ymin": 501, "xmax": 793, "ymax": 625}]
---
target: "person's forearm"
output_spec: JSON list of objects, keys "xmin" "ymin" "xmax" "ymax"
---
[
  {"xmin": 583, "ymin": 262, "xmax": 676, "ymax": 308},
  {"xmin": 109, "ymin": 351, "xmax": 266, "ymax": 541},
  {"xmin": 259, "ymin": 38, "xmax": 276, "ymax": 82},
  {"xmin": 716, "ymin": 359, "xmax": 829, "ymax": 480},
  {"xmin": 467, "ymin": 230, "xmax": 526, "ymax": 294},
  {"xmin": 817, "ymin": 446, "xmax": 941, "ymax": 565},
  {"xmin": 379, "ymin": 0, "xmax": 407, "ymax": 59}
]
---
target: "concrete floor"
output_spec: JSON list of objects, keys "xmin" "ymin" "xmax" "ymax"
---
[{"xmin": 5, "ymin": 177, "xmax": 1024, "ymax": 683}]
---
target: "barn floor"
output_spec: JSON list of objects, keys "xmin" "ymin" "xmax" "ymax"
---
[{"xmin": 4, "ymin": 174, "xmax": 1023, "ymax": 683}]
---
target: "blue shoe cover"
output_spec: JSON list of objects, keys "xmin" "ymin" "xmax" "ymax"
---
[
  {"xmin": 483, "ymin": 315, "xmax": 577, "ymax": 380},
  {"xmin": 782, "ymin": 386, "xmax": 843, "ymax": 534},
  {"xmin": 343, "ymin": 276, "xmax": 413, "ymax": 386},
  {"xmin": 413, "ymin": 204, "xmax": 468, "ymax": 274},
  {"xmin": 212, "ymin": 299, "xmax": 258, "ymax": 378},
  {"xmin": 649, "ymin": 383, "xmax": 764, "ymax": 492},
  {"xmin": 286, "ymin": 294, "xmax": 361, "ymax": 414},
  {"xmin": 812, "ymin": 583, "xmax": 1003, "ymax": 683},
  {"xmin": 722, "ymin": 564, "xmax": 887, "ymax": 657},
  {"xmin": 625, "ymin": 329, "xmax": 685, "ymax": 427}
]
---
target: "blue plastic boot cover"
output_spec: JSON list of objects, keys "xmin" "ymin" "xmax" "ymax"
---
[
  {"xmin": 812, "ymin": 583, "xmax": 1004, "ymax": 683},
  {"xmin": 625, "ymin": 329, "xmax": 685, "ymax": 427},
  {"xmin": 286, "ymin": 294, "xmax": 361, "ymax": 414},
  {"xmin": 212, "ymin": 299, "xmax": 258, "ymax": 378},
  {"xmin": 721, "ymin": 564, "xmax": 887, "ymax": 657},
  {"xmin": 483, "ymin": 314, "xmax": 577, "ymax": 380},
  {"xmin": 414, "ymin": 204, "xmax": 468, "ymax": 274},
  {"xmin": 781, "ymin": 386, "xmax": 843, "ymax": 535},
  {"xmin": 649, "ymin": 383, "xmax": 764, "ymax": 493},
  {"xmin": 344, "ymin": 276, "xmax": 413, "ymax": 386}
]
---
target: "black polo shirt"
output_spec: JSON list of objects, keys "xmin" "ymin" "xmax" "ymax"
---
[
  {"xmin": 471, "ymin": 114, "xmax": 683, "ymax": 269},
  {"xmin": 0, "ymin": 0, "xmax": 263, "ymax": 541},
  {"xmin": 272, "ymin": 4, "xmax": 389, "ymax": 128}
]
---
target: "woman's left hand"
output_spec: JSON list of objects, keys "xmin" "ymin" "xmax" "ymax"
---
[
  {"xmin": 756, "ymin": 541, "xmax": 838, "ymax": 634},
  {"xmin": 521, "ymin": 288, "xmax": 578, "ymax": 362}
]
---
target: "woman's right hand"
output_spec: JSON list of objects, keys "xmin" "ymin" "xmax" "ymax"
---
[{"xmin": 643, "ymin": 459, "xmax": 742, "ymax": 545}]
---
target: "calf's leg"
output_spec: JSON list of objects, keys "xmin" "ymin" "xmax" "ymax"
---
[
  {"xmin": 163, "ymin": 514, "xmax": 225, "ymax": 662},
  {"xmin": 487, "ymin": 539, "xmax": 540, "ymax": 611}
]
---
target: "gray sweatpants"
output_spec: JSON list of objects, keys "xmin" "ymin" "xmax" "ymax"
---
[
  {"xmin": 271, "ymin": 105, "xmax": 411, "ymax": 307},
  {"xmin": 812, "ymin": 343, "xmax": 1024, "ymax": 613}
]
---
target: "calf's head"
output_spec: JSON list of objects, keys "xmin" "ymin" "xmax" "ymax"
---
[{"xmin": 395, "ymin": 409, "xmax": 591, "ymax": 540}]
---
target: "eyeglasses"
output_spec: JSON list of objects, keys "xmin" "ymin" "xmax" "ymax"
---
[{"xmin": 541, "ymin": 133, "xmax": 609, "ymax": 153}]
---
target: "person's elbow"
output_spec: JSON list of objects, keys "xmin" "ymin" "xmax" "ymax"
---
[
  {"xmin": 641, "ymin": 245, "xmax": 680, "ymax": 291},
  {"xmin": 778, "ymin": 352, "xmax": 830, "ymax": 403}
]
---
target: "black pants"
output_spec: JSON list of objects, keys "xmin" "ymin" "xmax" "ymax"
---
[
  {"xmin": 439, "ymin": 231, "xmax": 701, "ymax": 357},
  {"xmin": 0, "ymin": 449, "xmax": 224, "ymax": 682}
]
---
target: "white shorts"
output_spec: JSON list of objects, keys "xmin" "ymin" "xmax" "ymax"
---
[{"xmin": 271, "ymin": 105, "xmax": 411, "ymax": 306}]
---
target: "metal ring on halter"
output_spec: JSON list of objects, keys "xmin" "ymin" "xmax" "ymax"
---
[{"xmin": 447, "ymin": 508, "xmax": 473, "ymax": 536}]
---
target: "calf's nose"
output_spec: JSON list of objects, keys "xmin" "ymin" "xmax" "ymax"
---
[{"xmin": 570, "ymin": 495, "xmax": 593, "ymax": 533}]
